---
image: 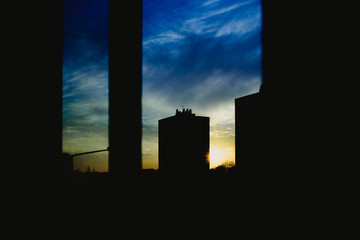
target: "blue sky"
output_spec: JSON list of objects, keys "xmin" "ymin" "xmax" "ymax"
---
[
  {"xmin": 63, "ymin": 0, "xmax": 109, "ymax": 172},
  {"xmin": 142, "ymin": 0, "xmax": 263, "ymax": 169}
]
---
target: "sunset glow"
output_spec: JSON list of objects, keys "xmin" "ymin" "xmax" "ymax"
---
[
  {"xmin": 210, "ymin": 147, "xmax": 224, "ymax": 168},
  {"xmin": 142, "ymin": 0, "xmax": 262, "ymax": 170},
  {"xmin": 63, "ymin": 0, "xmax": 262, "ymax": 172},
  {"xmin": 209, "ymin": 146, "xmax": 235, "ymax": 169}
]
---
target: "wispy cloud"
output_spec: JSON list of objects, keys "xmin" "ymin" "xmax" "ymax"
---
[
  {"xmin": 203, "ymin": 0, "xmax": 221, "ymax": 7},
  {"xmin": 142, "ymin": 0, "xmax": 262, "ymax": 169},
  {"xmin": 63, "ymin": 60, "xmax": 108, "ymax": 99},
  {"xmin": 63, "ymin": 0, "xmax": 109, "ymax": 171},
  {"xmin": 181, "ymin": 1, "xmax": 258, "ymax": 36},
  {"xmin": 215, "ymin": 13, "xmax": 262, "ymax": 37},
  {"xmin": 62, "ymin": 60, "xmax": 109, "ymax": 152},
  {"xmin": 186, "ymin": 2, "xmax": 245, "ymax": 23},
  {"xmin": 143, "ymin": 31, "xmax": 185, "ymax": 45}
]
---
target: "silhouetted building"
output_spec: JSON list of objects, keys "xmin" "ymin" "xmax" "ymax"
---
[
  {"xmin": 159, "ymin": 109, "xmax": 209, "ymax": 175},
  {"xmin": 234, "ymin": 83, "xmax": 283, "ymax": 175},
  {"xmin": 235, "ymin": 92, "xmax": 262, "ymax": 169}
]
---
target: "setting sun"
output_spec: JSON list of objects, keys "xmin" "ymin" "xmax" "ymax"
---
[
  {"xmin": 210, "ymin": 147, "xmax": 225, "ymax": 168},
  {"xmin": 210, "ymin": 146, "xmax": 235, "ymax": 169}
]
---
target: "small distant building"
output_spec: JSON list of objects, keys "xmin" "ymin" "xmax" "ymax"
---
[{"xmin": 158, "ymin": 109, "xmax": 209, "ymax": 175}]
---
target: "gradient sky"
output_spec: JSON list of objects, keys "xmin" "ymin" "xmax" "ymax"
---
[
  {"xmin": 142, "ymin": 0, "xmax": 263, "ymax": 169},
  {"xmin": 63, "ymin": 0, "xmax": 109, "ymax": 172},
  {"xmin": 63, "ymin": 0, "xmax": 262, "ymax": 172}
]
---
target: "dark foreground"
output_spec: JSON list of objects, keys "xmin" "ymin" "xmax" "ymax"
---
[{"xmin": 7, "ymin": 167, "xmax": 351, "ymax": 237}]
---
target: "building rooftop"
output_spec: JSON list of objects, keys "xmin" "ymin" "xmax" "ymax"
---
[{"xmin": 175, "ymin": 108, "xmax": 195, "ymax": 117}]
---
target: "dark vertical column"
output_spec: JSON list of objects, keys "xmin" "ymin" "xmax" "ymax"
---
[
  {"xmin": 109, "ymin": 0, "xmax": 142, "ymax": 177},
  {"xmin": 45, "ymin": 1, "xmax": 64, "ymax": 184},
  {"xmin": 261, "ymin": 1, "xmax": 332, "ymax": 174},
  {"xmin": 37, "ymin": 1, "xmax": 64, "ymax": 187},
  {"xmin": 3, "ymin": 2, "xmax": 65, "ymax": 231},
  {"xmin": 260, "ymin": 2, "xmax": 355, "ymax": 234},
  {"xmin": 6, "ymin": 1, "xmax": 63, "ymax": 192}
]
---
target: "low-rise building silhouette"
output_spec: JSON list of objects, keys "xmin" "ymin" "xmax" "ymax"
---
[
  {"xmin": 158, "ymin": 109, "xmax": 209, "ymax": 175},
  {"xmin": 234, "ymin": 83, "xmax": 294, "ymax": 177},
  {"xmin": 235, "ymin": 91, "xmax": 262, "ymax": 169}
]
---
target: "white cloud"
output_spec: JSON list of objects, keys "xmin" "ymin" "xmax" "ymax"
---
[
  {"xmin": 143, "ymin": 31, "xmax": 185, "ymax": 45},
  {"xmin": 181, "ymin": 20, "xmax": 219, "ymax": 35},
  {"xmin": 63, "ymin": 61, "xmax": 108, "ymax": 104},
  {"xmin": 190, "ymin": 3, "xmax": 245, "ymax": 23},
  {"xmin": 181, "ymin": 1, "xmax": 258, "ymax": 36},
  {"xmin": 142, "ymin": 85, "xmax": 176, "ymax": 123},
  {"xmin": 141, "ymin": 0, "xmax": 262, "ymax": 169},
  {"xmin": 141, "ymin": 72, "xmax": 261, "ymax": 169},
  {"xmin": 203, "ymin": 0, "xmax": 220, "ymax": 7},
  {"xmin": 187, "ymin": 1, "xmax": 254, "ymax": 24},
  {"xmin": 142, "ymin": 70, "xmax": 261, "ymax": 132},
  {"xmin": 215, "ymin": 14, "xmax": 261, "ymax": 37},
  {"xmin": 63, "ymin": 97, "xmax": 108, "ymax": 125},
  {"xmin": 63, "ymin": 57, "xmax": 109, "ymax": 159}
]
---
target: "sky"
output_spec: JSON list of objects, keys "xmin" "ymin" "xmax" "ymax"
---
[
  {"xmin": 63, "ymin": 0, "xmax": 109, "ymax": 172},
  {"xmin": 142, "ymin": 0, "xmax": 263, "ymax": 169},
  {"xmin": 63, "ymin": 0, "xmax": 262, "ymax": 172}
]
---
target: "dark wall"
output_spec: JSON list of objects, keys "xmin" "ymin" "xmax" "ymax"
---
[
  {"xmin": 7, "ymin": 1, "xmax": 63, "ymax": 189},
  {"xmin": 4, "ymin": 1, "xmax": 65, "ymax": 234},
  {"xmin": 260, "ymin": 1, "xmax": 354, "ymax": 177}
]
